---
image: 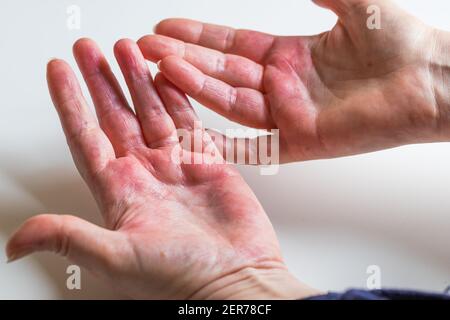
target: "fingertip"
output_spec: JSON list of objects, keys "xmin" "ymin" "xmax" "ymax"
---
[
  {"xmin": 156, "ymin": 56, "xmax": 171, "ymax": 74},
  {"xmin": 153, "ymin": 72, "xmax": 178, "ymax": 94},
  {"xmin": 72, "ymin": 38, "xmax": 105, "ymax": 70},
  {"xmin": 159, "ymin": 55, "xmax": 197, "ymax": 75},
  {"xmin": 153, "ymin": 18, "xmax": 182, "ymax": 34},
  {"xmin": 72, "ymin": 37, "xmax": 97, "ymax": 55},
  {"xmin": 154, "ymin": 18, "xmax": 202, "ymax": 42},
  {"xmin": 46, "ymin": 58, "xmax": 69, "ymax": 75},
  {"xmin": 153, "ymin": 18, "xmax": 177, "ymax": 34},
  {"xmin": 5, "ymin": 214, "xmax": 55, "ymax": 263},
  {"xmin": 5, "ymin": 234, "xmax": 18, "ymax": 263},
  {"xmin": 158, "ymin": 55, "xmax": 204, "ymax": 92},
  {"xmin": 5, "ymin": 241, "xmax": 32, "ymax": 263},
  {"xmin": 113, "ymin": 38, "xmax": 136, "ymax": 54},
  {"xmin": 47, "ymin": 57, "xmax": 62, "ymax": 68},
  {"xmin": 153, "ymin": 72, "xmax": 168, "ymax": 95},
  {"xmin": 137, "ymin": 34, "xmax": 151, "ymax": 47},
  {"xmin": 6, "ymin": 248, "xmax": 30, "ymax": 263},
  {"xmin": 46, "ymin": 59, "xmax": 77, "ymax": 92},
  {"xmin": 159, "ymin": 54, "xmax": 180, "ymax": 68},
  {"xmin": 114, "ymin": 38, "xmax": 147, "ymax": 73},
  {"xmin": 153, "ymin": 72, "xmax": 166, "ymax": 85},
  {"xmin": 113, "ymin": 38, "xmax": 133, "ymax": 62},
  {"xmin": 137, "ymin": 34, "xmax": 158, "ymax": 49},
  {"xmin": 138, "ymin": 35, "xmax": 182, "ymax": 63},
  {"xmin": 136, "ymin": 35, "xmax": 152, "ymax": 59}
]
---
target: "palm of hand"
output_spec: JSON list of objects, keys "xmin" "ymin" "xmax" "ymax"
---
[
  {"xmin": 274, "ymin": 3, "xmax": 437, "ymax": 160},
  {"xmin": 97, "ymin": 148, "xmax": 281, "ymax": 299}
]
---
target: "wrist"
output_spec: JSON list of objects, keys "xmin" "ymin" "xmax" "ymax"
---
[
  {"xmin": 190, "ymin": 263, "xmax": 321, "ymax": 300},
  {"xmin": 430, "ymin": 29, "xmax": 450, "ymax": 140}
]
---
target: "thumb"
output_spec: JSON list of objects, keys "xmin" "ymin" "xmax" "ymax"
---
[{"xmin": 6, "ymin": 214, "xmax": 125, "ymax": 273}]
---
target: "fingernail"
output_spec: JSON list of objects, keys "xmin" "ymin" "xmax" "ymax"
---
[
  {"xmin": 7, "ymin": 253, "xmax": 17, "ymax": 263},
  {"xmin": 6, "ymin": 250, "xmax": 28, "ymax": 263},
  {"xmin": 157, "ymin": 60, "xmax": 162, "ymax": 69}
]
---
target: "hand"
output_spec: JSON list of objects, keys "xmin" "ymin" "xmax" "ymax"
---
[
  {"xmin": 5, "ymin": 38, "xmax": 317, "ymax": 299},
  {"xmin": 138, "ymin": 0, "xmax": 450, "ymax": 163}
]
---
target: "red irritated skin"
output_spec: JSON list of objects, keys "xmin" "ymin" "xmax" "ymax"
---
[
  {"xmin": 6, "ymin": 39, "xmax": 319, "ymax": 300},
  {"xmin": 138, "ymin": 0, "xmax": 450, "ymax": 163}
]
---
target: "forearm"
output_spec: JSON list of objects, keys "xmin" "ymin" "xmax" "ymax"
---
[{"xmin": 431, "ymin": 29, "xmax": 450, "ymax": 140}]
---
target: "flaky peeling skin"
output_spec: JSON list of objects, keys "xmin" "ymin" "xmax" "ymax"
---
[
  {"xmin": 139, "ymin": 0, "xmax": 450, "ymax": 163},
  {"xmin": 5, "ymin": 39, "xmax": 316, "ymax": 300}
]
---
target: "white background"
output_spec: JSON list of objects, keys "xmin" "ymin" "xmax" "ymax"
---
[{"xmin": 0, "ymin": 0, "xmax": 449, "ymax": 299}]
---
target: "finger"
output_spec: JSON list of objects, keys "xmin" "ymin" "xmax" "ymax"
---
[
  {"xmin": 158, "ymin": 56, "xmax": 274, "ymax": 129},
  {"xmin": 153, "ymin": 73, "xmax": 199, "ymax": 130},
  {"xmin": 154, "ymin": 18, "xmax": 275, "ymax": 63},
  {"xmin": 206, "ymin": 129, "xmax": 282, "ymax": 165},
  {"xmin": 154, "ymin": 73, "xmax": 223, "ymax": 166},
  {"xmin": 73, "ymin": 38, "xmax": 146, "ymax": 156},
  {"xmin": 6, "ymin": 214, "xmax": 126, "ymax": 274},
  {"xmin": 114, "ymin": 39, "xmax": 178, "ymax": 149},
  {"xmin": 138, "ymin": 35, "xmax": 264, "ymax": 90},
  {"xmin": 47, "ymin": 59, "xmax": 115, "ymax": 181}
]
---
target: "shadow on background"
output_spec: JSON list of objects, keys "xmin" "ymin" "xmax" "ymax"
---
[
  {"xmin": 238, "ymin": 165, "xmax": 450, "ymax": 280},
  {"xmin": 0, "ymin": 156, "xmax": 448, "ymax": 298},
  {"xmin": 0, "ymin": 164, "xmax": 124, "ymax": 299}
]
